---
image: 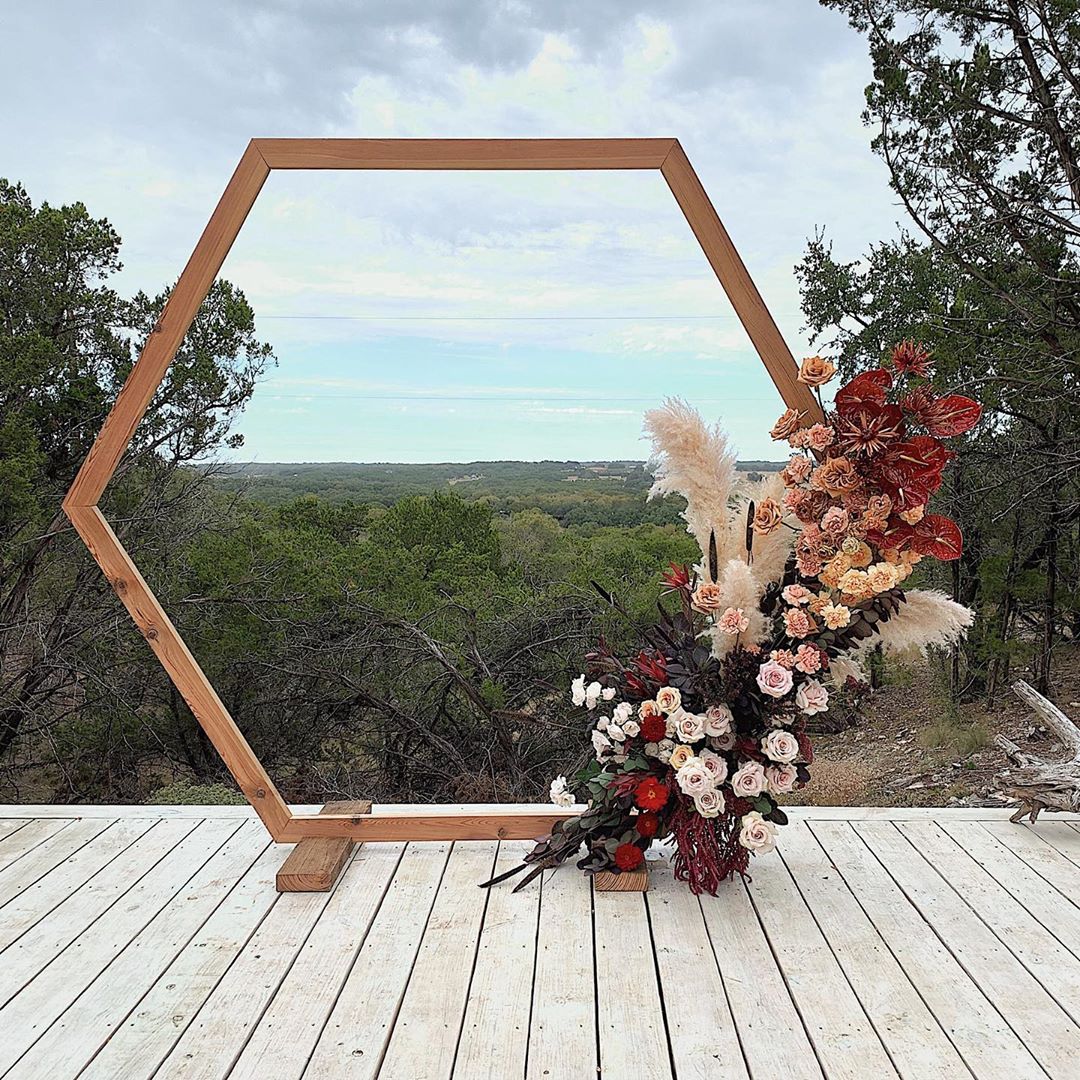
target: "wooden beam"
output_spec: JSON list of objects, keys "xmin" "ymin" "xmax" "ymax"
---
[
  {"xmin": 660, "ymin": 140, "xmax": 824, "ymax": 423},
  {"xmin": 277, "ymin": 807, "xmax": 577, "ymax": 843},
  {"xmin": 595, "ymin": 867, "xmax": 649, "ymax": 892},
  {"xmin": 276, "ymin": 801, "xmax": 371, "ymax": 892},
  {"xmin": 254, "ymin": 137, "xmax": 677, "ymax": 171},
  {"xmin": 63, "ymin": 506, "xmax": 291, "ymax": 838},
  {"xmin": 64, "ymin": 141, "xmax": 270, "ymax": 509}
]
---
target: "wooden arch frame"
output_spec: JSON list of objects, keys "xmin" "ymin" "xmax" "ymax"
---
[{"xmin": 63, "ymin": 138, "xmax": 824, "ymax": 844}]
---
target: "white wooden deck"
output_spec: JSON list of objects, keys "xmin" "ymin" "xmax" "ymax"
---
[{"xmin": 1, "ymin": 805, "xmax": 1079, "ymax": 1079}]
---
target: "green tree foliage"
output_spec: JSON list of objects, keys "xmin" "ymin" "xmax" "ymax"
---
[{"xmin": 803, "ymin": 0, "xmax": 1080, "ymax": 695}]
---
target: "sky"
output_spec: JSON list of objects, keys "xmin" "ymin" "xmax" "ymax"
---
[{"xmin": 2, "ymin": 1, "xmax": 904, "ymax": 463}]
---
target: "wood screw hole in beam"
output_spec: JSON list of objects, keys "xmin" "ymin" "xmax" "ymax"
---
[{"xmin": 62, "ymin": 138, "xmax": 825, "ymax": 850}]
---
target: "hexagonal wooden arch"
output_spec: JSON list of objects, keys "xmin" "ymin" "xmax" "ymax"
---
[{"xmin": 63, "ymin": 138, "xmax": 824, "ymax": 847}]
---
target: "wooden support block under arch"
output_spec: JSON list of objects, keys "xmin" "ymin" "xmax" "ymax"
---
[
  {"xmin": 276, "ymin": 800, "xmax": 371, "ymax": 892},
  {"xmin": 594, "ymin": 867, "xmax": 649, "ymax": 892}
]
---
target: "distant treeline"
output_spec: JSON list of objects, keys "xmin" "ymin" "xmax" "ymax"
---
[{"xmin": 212, "ymin": 459, "xmax": 783, "ymax": 528}]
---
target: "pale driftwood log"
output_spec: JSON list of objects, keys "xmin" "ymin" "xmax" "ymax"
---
[{"xmin": 996, "ymin": 680, "xmax": 1080, "ymax": 823}]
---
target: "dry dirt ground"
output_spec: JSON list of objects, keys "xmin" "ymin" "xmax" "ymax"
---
[{"xmin": 789, "ymin": 643, "xmax": 1080, "ymax": 809}]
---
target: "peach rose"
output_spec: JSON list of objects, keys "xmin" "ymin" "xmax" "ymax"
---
[
  {"xmin": 821, "ymin": 506, "xmax": 850, "ymax": 538},
  {"xmin": 770, "ymin": 407, "xmax": 805, "ymax": 441},
  {"xmin": 655, "ymin": 686, "xmax": 682, "ymax": 714},
  {"xmin": 797, "ymin": 355, "xmax": 837, "ymax": 387},
  {"xmin": 694, "ymin": 787, "xmax": 725, "ymax": 818},
  {"xmin": 753, "ymin": 498, "xmax": 784, "ymax": 535},
  {"xmin": 704, "ymin": 704, "xmax": 734, "ymax": 736},
  {"xmin": 639, "ymin": 699, "xmax": 662, "ymax": 720},
  {"xmin": 811, "ymin": 456, "xmax": 859, "ymax": 496},
  {"xmin": 691, "ymin": 581, "xmax": 724, "ymax": 614},
  {"xmin": 795, "ymin": 679, "xmax": 830, "ymax": 715},
  {"xmin": 699, "ymin": 748, "xmax": 729, "ymax": 784},
  {"xmin": 669, "ymin": 743, "xmax": 695, "ymax": 770},
  {"xmin": 781, "ymin": 584, "xmax": 811, "ymax": 606},
  {"xmin": 762, "ymin": 729, "xmax": 800, "ymax": 763}
]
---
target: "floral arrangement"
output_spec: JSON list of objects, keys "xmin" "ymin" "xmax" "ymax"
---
[{"xmin": 484, "ymin": 342, "xmax": 981, "ymax": 895}]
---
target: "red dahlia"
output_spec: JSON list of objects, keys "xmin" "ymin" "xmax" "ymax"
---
[
  {"xmin": 635, "ymin": 812, "xmax": 660, "ymax": 838},
  {"xmin": 635, "ymin": 776, "xmax": 670, "ymax": 811},
  {"xmin": 640, "ymin": 714, "xmax": 668, "ymax": 742},
  {"xmin": 614, "ymin": 843, "xmax": 645, "ymax": 871}
]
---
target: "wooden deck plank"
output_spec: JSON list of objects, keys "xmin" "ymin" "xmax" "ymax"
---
[
  {"xmin": 525, "ymin": 863, "xmax": 596, "ymax": 1080},
  {"xmin": 4, "ymin": 821, "xmax": 264, "ymax": 1080},
  {"xmin": 0, "ymin": 817, "xmax": 72, "ymax": 872},
  {"xmin": 0, "ymin": 819, "xmax": 29, "ymax": 843},
  {"xmin": 778, "ymin": 822, "xmax": 970, "ymax": 1079},
  {"xmin": 0, "ymin": 818, "xmax": 110, "ymax": 902},
  {"xmin": 855, "ymin": 820, "xmax": 1080, "ymax": 1080},
  {"xmin": 0, "ymin": 818, "xmax": 154, "ymax": 956},
  {"xmin": 594, "ymin": 887, "xmax": 672, "ymax": 1080},
  {"xmin": 150, "ymin": 870, "xmax": 337, "ymax": 1077},
  {"xmin": 0, "ymin": 818, "xmax": 237, "ymax": 1075},
  {"xmin": 941, "ymin": 821, "xmax": 1080, "ymax": 950},
  {"xmin": 303, "ymin": 841, "xmax": 452, "ymax": 1079},
  {"xmin": 700, "ymin": 871, "xmax": 824, "ymax": 1079},
  {"xmin": 0, "ymin": 819, "xmax": 195, "ymax": 1008},
  {"xmin": 647, "ymin": 865, "xmax": 749, "ymax": 1080},
  {"xmin": 453, "ymin": 842, "xmax": 541, "ymax": 1080},
  {"xmin": 228, "ymin": 842, "xmax": 404, "ymax": 1080},
  {"xmin": 981, "ymin": 820, "xmax": 1080, "ymax": 903},
  {"xmin": 748, "ymin": 832, "xmax": 900, "ymax": 1079},
  {"xmin": 377, "ymin": 841, "xmax": 498, "ymax": 1080},
  {"xmin": 78, "ymin": 839, "xmax": 287, "ymax": 1080},
  {"xmin": 899, "ymin": 822, "xmax": 1080, "ymax": 1022},
  {"xmin": 810, "ymin": 820, "xmax": 1049, "ymax": 1080},
  {"xmin": 1030, "ymin": 820, "xmax": 1080, "ymax": 865}
]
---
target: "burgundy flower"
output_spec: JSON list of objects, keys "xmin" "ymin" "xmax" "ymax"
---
[
  {"xmin": 614, "ymin": 843, "xmax": 645, "ymax": 871},
  {"xmin": 891, "ymin": 340, "xmax": 934, "ymax": 377},
  {"xmin": 833, "ymin": 402, "xmax": 906, "ymax": 458}
]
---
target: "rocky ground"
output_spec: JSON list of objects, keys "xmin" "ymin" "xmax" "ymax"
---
[{"xmin": 788, "ymin": 643, "xmax": 1080, "ymax": 809}]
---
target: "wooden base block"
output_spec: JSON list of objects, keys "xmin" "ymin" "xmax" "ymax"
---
[
  {"xmin": 276, "ymin": 800, "xmax": 371, "ymax": 892},
  {"xmin": 594, "ymin": 867, "xmax": 649, "ymax": 892}
]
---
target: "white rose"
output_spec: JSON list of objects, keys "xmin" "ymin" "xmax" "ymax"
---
[
  {"xmin": 621, "ymin": 720, "xmax": 640, "ymax": 738},
  {"xmin": 672, "ymin": 708, "xmax": 706, "ymax": 743},
  {"xmin": 608, "ymin": 723, "xmax": 627, "ymax": 743},
  {"xmin": 644, "ymin": 742, "xmax": 659, "ymax": 758},
  {"xmin": 613, "ymin": 701, "xmax": 634, "ymax": 723},
  {"xmin": 762, "ymin": 729, "xmax": 800, "ymax": 763},
  {"xmin": 704, "ymin": 704, "xmax": 733, "ymax": 737},
  {"xmin": 699, "ymin": 748, "xmax": 729, "ymax": 785},
  {"xmin": 739, "ymin": 811, "xmax": 778, "ymax": 853},
  {"xmin": 694, "ymin": 787, "xmax": 725, "ymax": 818},
  {"xmin": 549, "ymin": 775, "xmax": 575, "ymax": 808},
  {"xmin": 591, "ymin": 729, "xmax": 611, "ymax": 759},
  {"xmin": 795, "ymin": 679, "xmax": 829, "ymax": 716},
  {"xmin": 656, "ymin": 739, "xmax": 675, "ymax": 763},
  {"xmin": 655, "ymin": 686, "xmax": 682, "ymax": 714},
  {"xmin": 596, "ymin": 715, "xmax": 610, "ymax": 732},
  {"xmin": 766, "ymin": 764, "xmax": 798, "ymax": 796},
  {"xmin": 731, "ymin": 760, "xmax": 766, "ymax": 798},
  {"xmin": 676, "ymin": 758, "xmax": 715, "ymax": 798},
  {"xmin": 601, "ymin": 686, "xmax": 617, "ymax": 701},
  {"xmin": 571, "ymin": 675, "xmax": 587, "ymax": 707},
  {"xmin": 585, "ymin": 681, "xmax": 603, "ymax": 710}
]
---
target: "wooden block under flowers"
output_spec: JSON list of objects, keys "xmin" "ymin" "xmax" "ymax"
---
[{"xmin": 595, "ymin": 867, "xmax": 649, "ymax": 892}]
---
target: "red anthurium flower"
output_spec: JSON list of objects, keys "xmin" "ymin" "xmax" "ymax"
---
[
  {"xmin": 923, "ymin": 395, "xmax": 982, "ymax": 438},
  {"xmin": 614, "ymin": 843, "xmax": 645, "ymax": 871},
  {"xmin": 635, "ymin": 776, "xmax": 670, "ymax": 811},
  {"xmin": 891, "ymin": 340, "xmax": 934, "ymax": 377},
  {"xmin": 640, "ymin": 714, "xmax": 668, "ymax": 743},
  {"xmin": 908, "ymin": 513, "xmax": 964, "ymax": 560},
  {"xmin": 834, "ymin": 368, "xmax": 892, "ymax": 414},
  {"xmin": 635, "ymin": 813, "xmax": 660, "ymax": 839},
  {"xmin": 833, "ymin": 402, "xmax": 905, "ymax": 458}
]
